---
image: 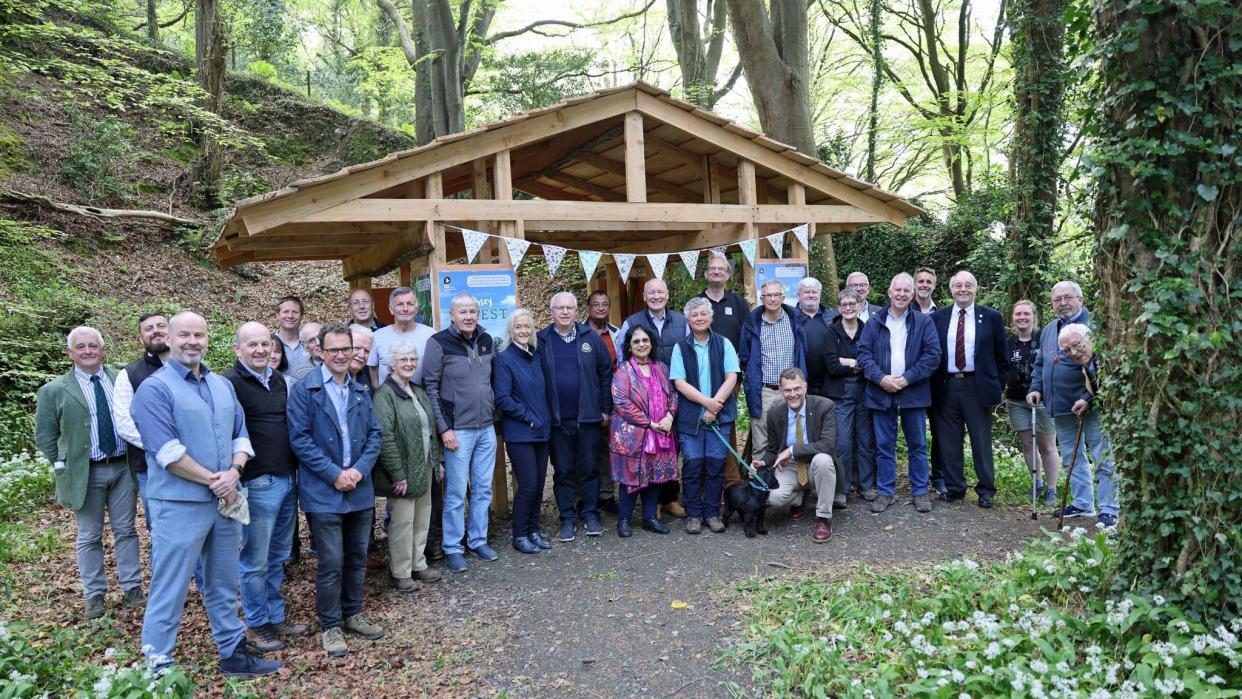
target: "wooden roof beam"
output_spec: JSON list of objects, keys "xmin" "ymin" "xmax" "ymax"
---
[
  {"xmin": 576, "ymin": 152, "xmax": 702, "ymax": 203},
  {"xmin": 531, "ymin": 173, "xmax": 625, "ymax": 201},
  {"xmin": 341, "ymin": 222, "xmax": 431, "ymax": 281},
  {"xmin": 644, "ymin": 134, "xmax": 785, "ymax": 201}
]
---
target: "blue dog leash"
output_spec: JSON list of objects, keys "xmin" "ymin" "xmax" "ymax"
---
[{"xmin": 706, "ymin": 422, "xmax": 769, "ymax": 493}]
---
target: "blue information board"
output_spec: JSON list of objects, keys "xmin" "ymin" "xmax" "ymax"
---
[
  {"xmin": 755, "ymin": 260, "xmax": 807, "ymax": 306},
  {"xmin": 436, "ymin": 265, "xmax": 518, "ymax": 342}
]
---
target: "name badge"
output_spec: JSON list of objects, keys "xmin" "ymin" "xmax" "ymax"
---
[{"xmin": 725, "ymin": 307, "xmax": 733, "ymax": 316}]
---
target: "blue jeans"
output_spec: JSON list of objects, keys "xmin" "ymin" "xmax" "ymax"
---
[
  {"xmin": 835, "ymin": 381, "xmax": 875, "ymax": 494},
  {"xmin": 239, "ymin": 473, "xmax": 296, "ymax": 628},
  {"xmin": 873, "ymin": 407, "xmax": 930, "ymax": 497},
  {"xmin": 441, "ymin": 426, "xmax": 497, "ymax": 554},
  {"xmin": 143, "ymin": 499, "xmax": 244, "ymax": 666},
  {"xmin": 679, "ymin": 425, "xmax": 729, "ymax": 518},
  {"xmin": 307, "ymin": 508, "xmax": 372, "ymax": 629},
  {"xmin": 1054, "ymin": 411, "xmax": 1118, "ymax": 516}
]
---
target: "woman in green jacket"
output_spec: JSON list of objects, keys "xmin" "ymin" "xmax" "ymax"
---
[{"xmin": 372, "ymin": 340, "xmax": 442, "ymax": 591}]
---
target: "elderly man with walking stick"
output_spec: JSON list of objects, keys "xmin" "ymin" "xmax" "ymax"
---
[{"xmin": 1026, "ymin": 281, "xmax": 1120, "ymax": 529}]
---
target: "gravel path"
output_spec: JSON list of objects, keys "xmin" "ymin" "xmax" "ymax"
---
[{"xmin": 415, "ymin": 488, "xmax": 1047, "ymax": 698}]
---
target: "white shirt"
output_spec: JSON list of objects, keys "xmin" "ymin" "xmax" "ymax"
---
[
  {"xmin": 946, "ymin": 303, "xmax": 977, "ymax": 373},
  {"xmin": 885, "ymin": 309, "xmax": 909, "ymax": 377},
  {"xmin": 112, "ymin": 369, "xmax": 142, "ymax": 449},
  {"xmin": 369, "ymin": 323, "xmax": 435, "ymax": 385}
]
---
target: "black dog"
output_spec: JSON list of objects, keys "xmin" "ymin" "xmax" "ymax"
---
[{"xmin": 721, "ymin": 464, "xmax": 779, "ymax": 538}]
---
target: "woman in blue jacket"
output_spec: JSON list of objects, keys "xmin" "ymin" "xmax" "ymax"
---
[{"xmin": 493, "ymin": 309, "xmax": 554, "ymax": 554}]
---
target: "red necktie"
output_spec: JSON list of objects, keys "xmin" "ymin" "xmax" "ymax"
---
[{"xmin": 956, "ymin": 308, "xmax": 967, "ymax": 371}]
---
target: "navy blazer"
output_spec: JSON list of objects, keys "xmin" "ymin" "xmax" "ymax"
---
[
  {"xmin": 857, "ymin": 306, "xmax": 941, "ymax": 410},
  {"xmin": 931, "ymin": 304, "xmax": 1010, "ymax": 407},
  {"xmin": 536, "ymin": 322, "xmax": 614, "ymax": 425},
  {"xmin": 287, "ymin": 368, "xmax": 382, "ymax": 514}
]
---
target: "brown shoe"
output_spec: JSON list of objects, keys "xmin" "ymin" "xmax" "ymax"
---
[
  {"xmin": 366, "ymin": 554, "xmax": 385, "ymax": 570},
  {"xmin": 246, "ymin": 625, "xmax": 286, "ymax": 654},
  {"xmin": 705, "ymin": 517, "xmax": 726, "ymax": 533},
  {"xmin": 393, "ymin": 576, "xmax": 417, "ymax": 593},
  {"xmin": 685, "ymin": 517, "xmax": 702, "ymax": 535},
  {"xmin": 790, "ymin": 504, "xmax": 805, "ymax": 520},
  {"xmin": 913, "ymin": 495, "xmax": 933, "ymax": 513},
  {"xmin": 269, "ymin": 619, "xmax": 310, "ymax": 637},
  {"xmin": 862, "ymin": 489, "xmax": 878, "ymax": 502},
  {"xmin": 813, "ymin": 518, "xmax": 833, "ymax": 543},
  {"xmin": 415, "ymin": 568, "xmax": 442, "ymax": 583},
  {"xmin": 663, "ymin": 501, "xmax": 686, "ymax": 519}
]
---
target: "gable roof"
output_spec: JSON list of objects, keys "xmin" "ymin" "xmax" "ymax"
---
[{"xmin": 214, "ymin": 81, "xmax": 922, "ymax": 268}]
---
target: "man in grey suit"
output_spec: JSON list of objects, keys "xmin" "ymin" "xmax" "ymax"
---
[{"xmin": 751, "ymin": 368, "xmax": 838, "ymax": 543}]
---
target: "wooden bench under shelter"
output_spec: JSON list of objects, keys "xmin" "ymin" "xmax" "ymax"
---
[{"xmin": 213, "ymin": 81, "xmax": 923, "ymax": 514}]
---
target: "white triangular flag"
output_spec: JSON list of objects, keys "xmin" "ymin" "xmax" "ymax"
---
[
  {"xmin": 710, "ymin": 246, "xmax": 726, "ymax": 260},
  {"xmin": 678, "ymin": 249, "xmax": 700, "ymax": 278},
  {"xmin": 543, "ymin": 244, "xmax": 568, "ymax": 277},
  {"xmin": 738, "ymin": 239, "xmax": 758, "ymax": 266},
  {"xmin": 792, "ymin": 224, "xmax": 810, "ymax": 252},
  {"xmin": 646, "ymin": 253, "xmax": 668, "ymax": 280},
  {"xmin": 579, "ymin": 250, "xmax": 603, "ymax": 279},
  {"xmin": 504, "ymin": 237, "xmax": 531, "ymax": 268},
  {"xmin": 614, "ymin": 254, "xmax": 636, "ymax": 283},
  {"xmin": 766, "ymin": 231, "xmax": 786, "ymax": 259},
  {"xmin": 461, "ymin": 228, "xmax": 489, "ymax": 264}
]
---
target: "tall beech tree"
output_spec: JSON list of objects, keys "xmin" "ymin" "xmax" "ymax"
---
[
  {"xmin": 1006, "ymin": 0, "xmax": 1063, "ymax": 304},
  {"xmin": 1092, "ymin": 0, "xmax": 1240, "ymax": 621},
  {"xmin": 725, "ymin": 0, "xmax": 815, "ymax": 156},
  {"xmin": 666, "ymin": 0, "xmax": 742, "ymax": 108}
]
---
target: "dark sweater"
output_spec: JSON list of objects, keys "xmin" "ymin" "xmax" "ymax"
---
[
  {"xmin": 224, "ymin": 360, "xmax": 295, "ymax": 480},
  {"xmin": 550, "ymin": 335, "xmax": 580, "ymax": 420},
  {"xmin": 796, "ymin": 305, "xmax": 841, "ymax": 397},
  {"xmin": 696, "ymin": 289, "xmax": 751, "ymax": 350},
  {"xmin": 822, "ymin": 316, "xmax": 866, "ymax": 399},
  {"xmin": 122, "ymin": 351, "xmax": 164, "ymax": 473}
]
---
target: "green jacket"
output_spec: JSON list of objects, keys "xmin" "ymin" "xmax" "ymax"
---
[
  {"xmin": 372, "ymin": 378, "xmax": 440, "ymax": 499},
  {"xmin": 35, "ymin": 367, "xmax": 129, "ymax": 511}
]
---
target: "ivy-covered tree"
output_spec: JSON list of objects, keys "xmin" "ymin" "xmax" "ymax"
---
[
  {"xmin": 1092, "ymin": 0, "xmax": 1240, "ymax": 621},
  {"xmin": 1006, "ymin": 0, "xmax": 1063, "ymax": 306}
]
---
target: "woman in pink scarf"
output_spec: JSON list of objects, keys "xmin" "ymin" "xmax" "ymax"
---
[{"xmin": 609, "ymin": 325, "xmax": 679, "ymax": 537}]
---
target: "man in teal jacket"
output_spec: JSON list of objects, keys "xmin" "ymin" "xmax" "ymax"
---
[{"xmin": 36, "ymin": 326, "xmax": 144, "ymax": 620}]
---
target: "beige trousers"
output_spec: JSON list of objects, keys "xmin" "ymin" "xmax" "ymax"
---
[
  {"xmin": 387, "ymin": 489, "xmax": 432, "ymax": 579},
  {"xmin": 767, "ymin": 453, "xmax": 837, "ymax": 519}
]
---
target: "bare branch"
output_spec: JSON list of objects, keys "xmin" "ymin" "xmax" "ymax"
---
[
  {"xmin": 486, "ymin": 0, "xmax": 657, "ymax": 44},
  {"xmin": 1, "ymin": 189, "xmax": 201, "ymax": 227}
]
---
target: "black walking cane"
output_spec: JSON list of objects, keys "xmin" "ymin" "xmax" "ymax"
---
[
  {"xmin": 1056, "ymin": 412, "xmax": 1087, "ymax": 530},
  {"xmin": 1028, "ymin": 404, "xmax": 1040, "ymax": 520}
]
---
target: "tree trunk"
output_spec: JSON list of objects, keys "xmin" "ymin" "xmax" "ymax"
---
[
  {"xmin": 1006, "ymin": 0, "xmax": 1063, "ymax": 305},
  {"xmin": 864, "ymin": 0, "xmax": 882, "ymax": 182},
  {"xmin": 193, "ymin": 0, "xmax": 225, "ymax": 208},
  {"xmin": 1094, "ymin": 0, "xmax": 1240, "ymax": 621},
  {"xmin": 146, "ymin": 0, "xmax": 158, "ymax": 42},
  {"xmin": 725, "ymin": 0, "xmax": 816, "ymax": 156},
  {"xmin": 667, "ymin": 0, "xmax": 735, "ymax": 108}
]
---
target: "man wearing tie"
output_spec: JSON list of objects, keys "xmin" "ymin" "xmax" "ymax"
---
[
  {"xmin": 751, "ymin": 368, "xmax": 838, "ymax": 543},
  {"xmin": 930, "ymin": 271, "xmax": 1010, "ymax": 507},
  {"xmin": 36, "ymin": 326, "xmax": 145, "ymax": 620}
]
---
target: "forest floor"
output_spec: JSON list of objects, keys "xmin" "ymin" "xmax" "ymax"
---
[{"xmin": 2, "ymin": 479, "xmax": 1045, "ymax": 697}]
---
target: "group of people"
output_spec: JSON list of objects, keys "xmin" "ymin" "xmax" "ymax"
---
[{"xmin": 34, "ymin": 252, "xmax": 1118, "ymax": 678}]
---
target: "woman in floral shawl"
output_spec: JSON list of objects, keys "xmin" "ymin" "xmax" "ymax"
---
[{"xmin": 609, "ymin": 325, "xmax": 678, "ymax": 537}]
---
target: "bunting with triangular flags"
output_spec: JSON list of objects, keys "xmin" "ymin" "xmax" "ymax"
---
[
  {"xmin": 678, "ymin": 249, "xmax": 700, "ymax": 278},
  {"xmin": 579, "ymin": 250, "xmax": 602, "ymax": 279},
  {"xmin": 766, "ymin": 231, "xmax": 786, "ymax": 259},
  {"xmin": 647, "ymin": 253, "xmax": 668, "ymax": 280},
  {"xmin": 543, "ymin": 244, "xmax": 568, "ymax": 277},
  {"xmin": 504, "ymin": 237, "xmax": 531, "ymax": 268},
  {"xmin": 791, "ymin": 224, "xmax": 809, "ymax": 252},
  {"xmin": 614, "ymin": 254, "xmax": 636, "ymax": 283},
  {"xmin": 738, "ymin": 239, "xmax": 758, "ymax": 266},
  {"xmin": 461, "ymin": 228, "xmax": 489, "ymax": 264}
]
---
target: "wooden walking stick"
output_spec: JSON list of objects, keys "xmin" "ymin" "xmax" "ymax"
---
[{"xmin": 1056, "ymin": 412, "xmax": 1087, "ymax": 530}]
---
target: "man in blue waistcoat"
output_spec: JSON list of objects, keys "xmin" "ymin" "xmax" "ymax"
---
[
  {"xmin": 131, "ymin": 312, "xmax": 281, "ymax": 677},
  {"xmin": 669, "ymin": 297, "xmax": 739, "ymax": 534}
]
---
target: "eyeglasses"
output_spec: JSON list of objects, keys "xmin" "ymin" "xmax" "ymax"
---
[
  {"xmin": 322, "ymin": 347, "xmax": 354, "ymax": 356},
  {"xmin": 588, "ymin": 302, "xmax": 610, "ymax": 308},
  {"xmin": 1052, "ymin": 295, "xmax": 1079, "ymax": 304},
  {"xmin": 551, "ymin": 305, "xmax": 576, "ymax": 312},
  {"xmin": 349, "ymin": 300, "xmax": 371, "ymax": 307},
  {"xmin": 838, "ymin": 301, "xmax": 858, "ymax": 308},
  {"xmin": 762, "ymin": 293, "xmax": 784, "ymax": 299}
]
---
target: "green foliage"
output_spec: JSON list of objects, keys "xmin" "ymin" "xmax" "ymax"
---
[
  {"xmin": 0, "ymin": 452, "xmax": 57, "ymax": 565},
  {"xmin": 0, "ymin": 621, "xmax": 195, "ymax": 698},
  {"xmin": 0, "ymin": 124, "xmax": 33, "ymax": 180},
  {"xmin": 470, "ymin": 47, "xmax": 598, "ymax": 123},
  {"xmin": 734, "ymin": 529, "xmax": 1242, "ymax": 696},
  {"xmin": 58, "ymin": 110, "xmax": 139, "ymax": 204},
  {"xmin": 0, "ymin": 218, "xmax": 90, "ymax": 456},
  {"xmin": 1089, "ymin": 0, "xmax": 1241, "ymax": 622}
]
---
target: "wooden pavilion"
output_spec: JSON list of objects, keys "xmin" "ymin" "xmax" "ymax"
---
[{"xmin": 213, "ymin": 81, "xmax": 921, "ymax": 322}]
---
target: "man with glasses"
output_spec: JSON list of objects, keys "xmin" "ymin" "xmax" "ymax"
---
[
  {"xmin": 287, "ymin": 324, "xmax": 384, "ymax": 656},
  {"xmin": 740, "ymin": 280, "xmax": 808, "ymax": 469},
  {"xmin": 538, "ymin": 292, "xmax": 613, "ymax": 541},
  {"xmin": 844, "ymin": 272, "xmax": 884, "ymax": 324},
  {"xmin": 794, "ymin": 277, "xmax": 839, "ymax": 398},
  {"xmin": 1026, "ymin": 282, "xmax": 1119, "ymax": 528},
  {"xmin": 347, "ymin": 289, "xmax": 386, "ymax": 332},
  {"xmin": 696, "ymin": 252, "xmax": 751, "ymax": 351},
  {"xmin": 286, "ymin": 322, "xmax": 324, "ymax": 383},
  {"xmin": 585, "ymin": 290, "xmax": 621, "ymax": 365}
]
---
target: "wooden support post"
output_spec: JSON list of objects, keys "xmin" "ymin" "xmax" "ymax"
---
[
  {"xmin": 425, "ymin": 173, "xmax": 445, "ymax": 328},
  {"xmin": 787, "ymin": 182, "xmax": 810, "ymax": 264},
  {"xmin": 493, "ymin": 149, "xmax": 518, "ymax": 267},
  {"xmin": 704, "ymin": 156, "xmax": 721, "ymax": 204},
  {"xmin": 738, "ymin": 159, "xmax": 758, "ymax": 304},
  {"xmin": 624, "ymin": 111, "xmax": 647, "ymax": 203},
  {"xmin": 472, "ymin": 157, "xmax": 498, "ymax": 262},
  {"xmin": 606, "ymin": 261, "xmax": 624, "ymax": 324},
  {"xmin": 348, "ymin": 277, "xmax": 372, "ymax": 290},
  {"xmin": 399, "ymin": 263, "xmax": 411, "ymax": 287}
]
